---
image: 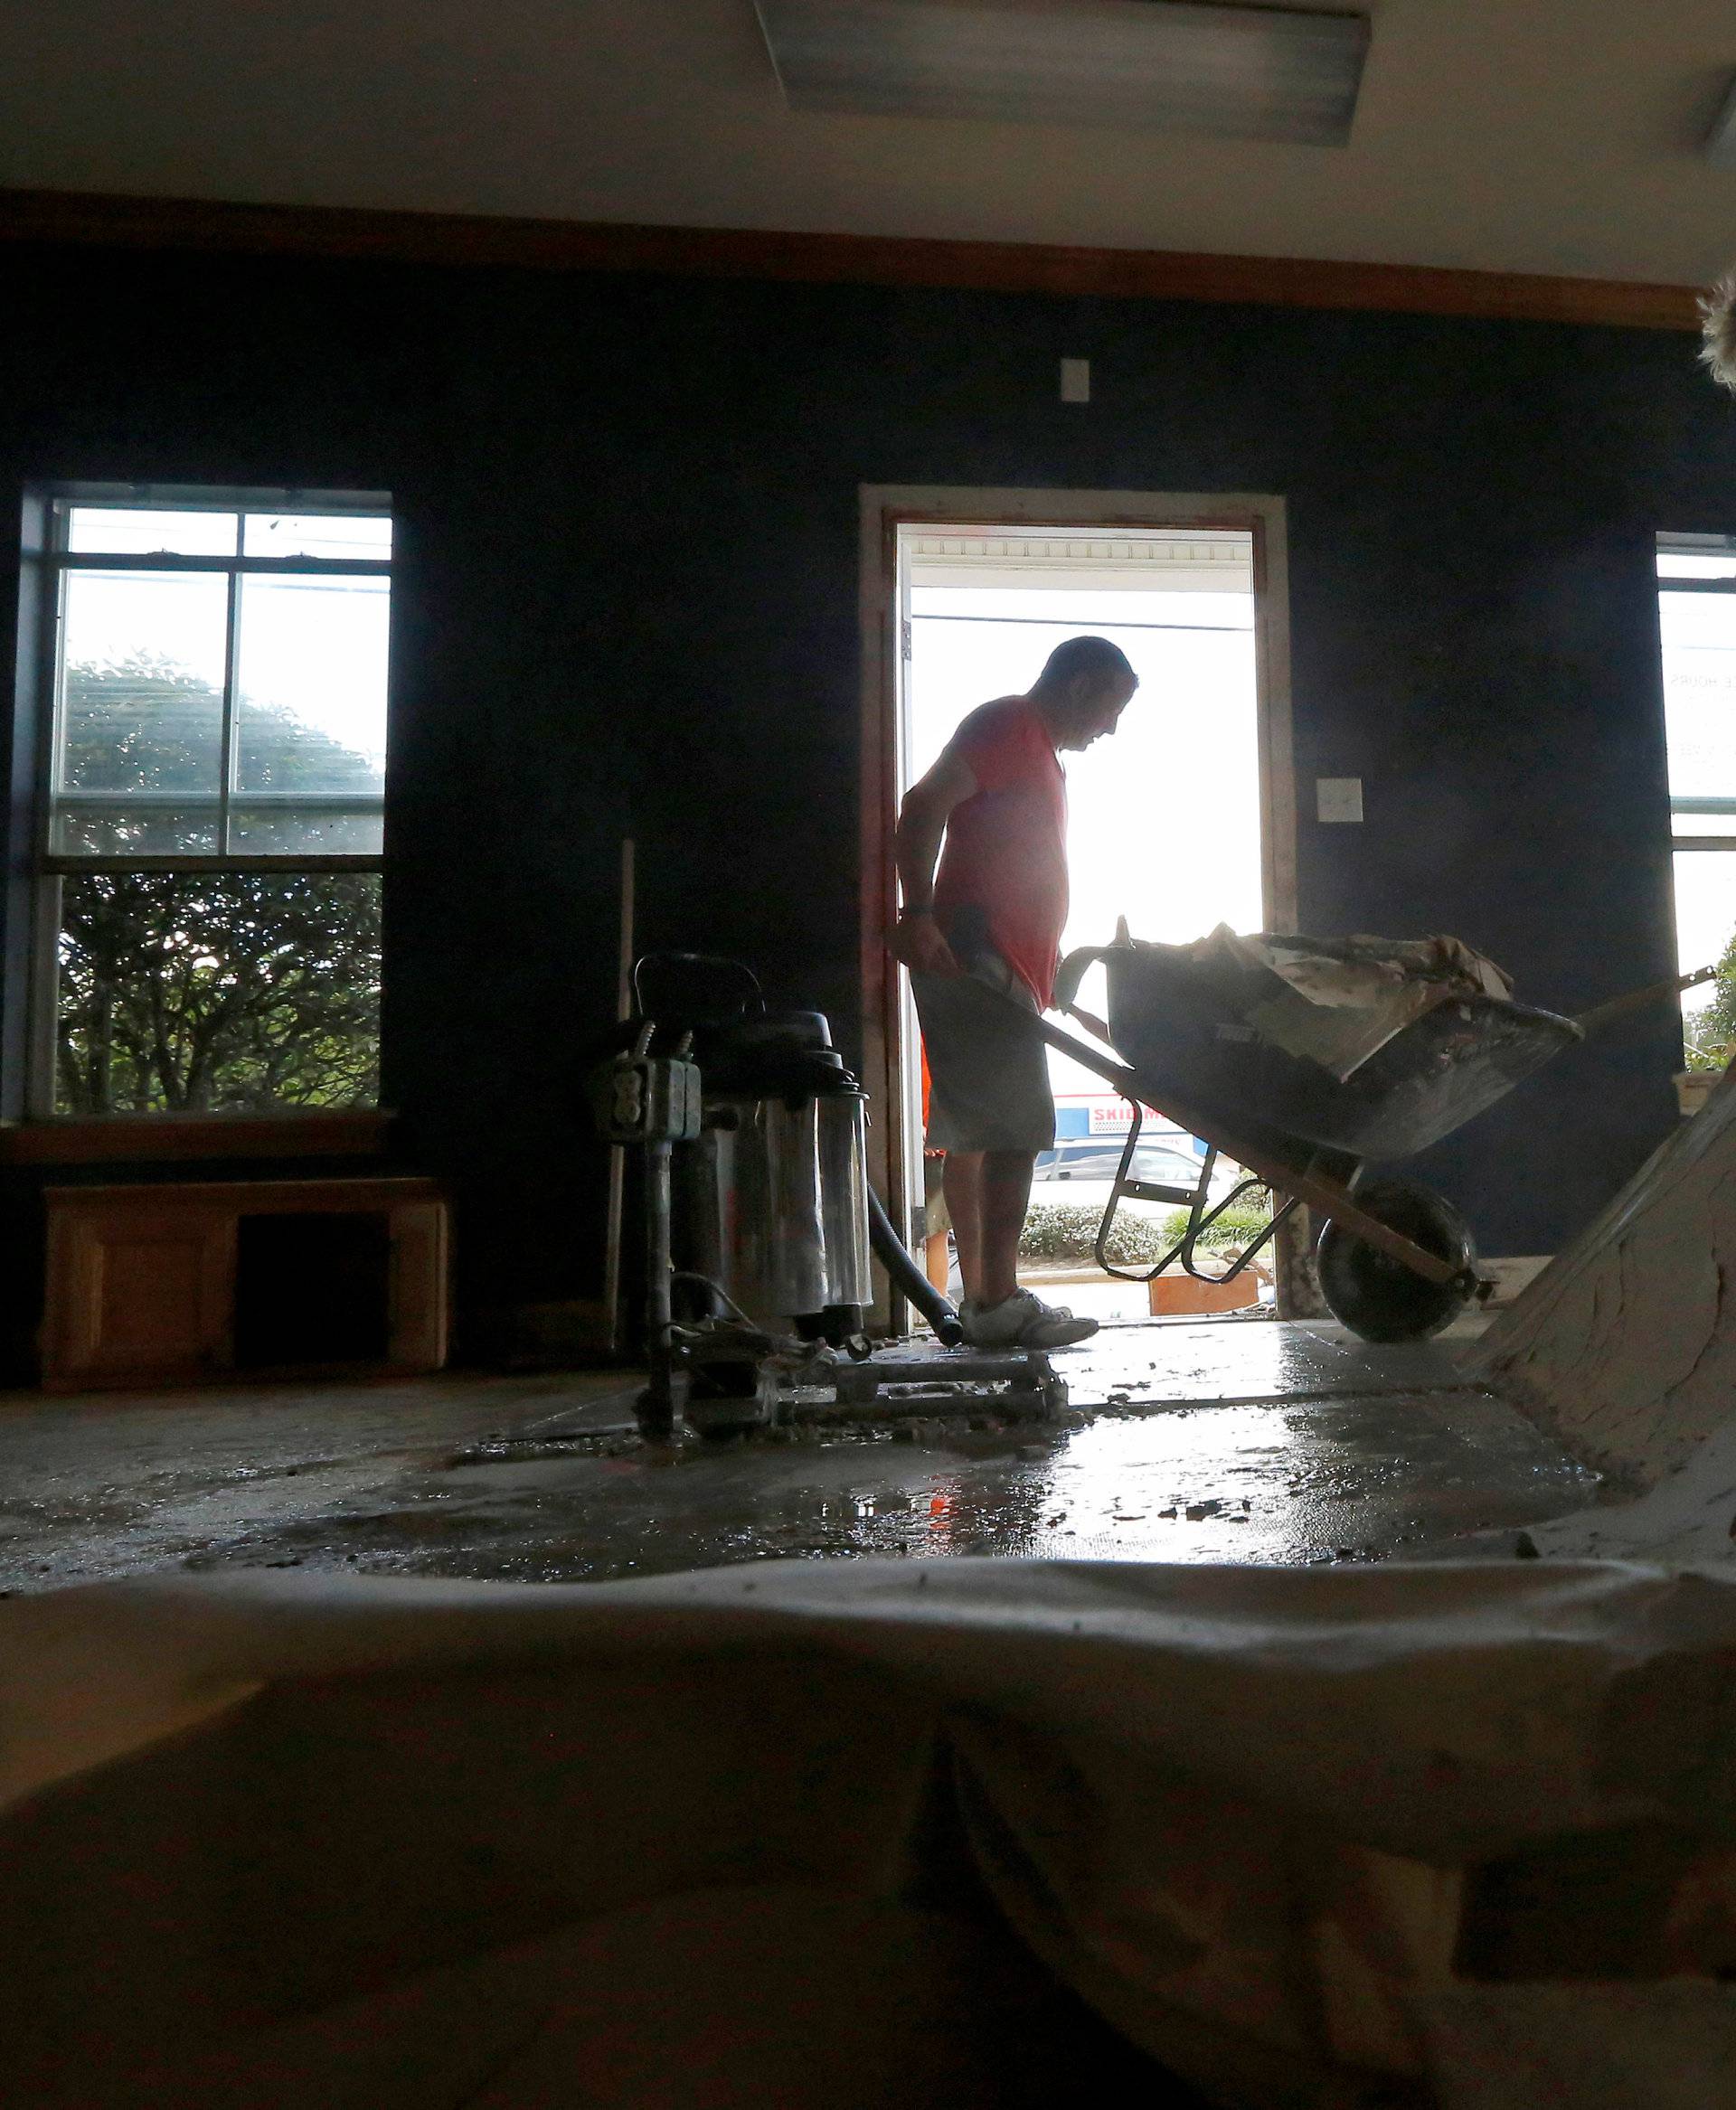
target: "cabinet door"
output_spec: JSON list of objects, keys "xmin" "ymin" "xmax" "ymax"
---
[
  {"xmin": 386, "ymin": 1199, "xmax": 449, "ymax": 1371},
  {"xmin": 44, "ymin": 1201, "xmax": 234, "ymax": 1389}
]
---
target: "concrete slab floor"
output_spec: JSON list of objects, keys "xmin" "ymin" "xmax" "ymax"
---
[{"xmin": 0, "ymin": 1318, "xmax": 1597, "ymax": 1594}]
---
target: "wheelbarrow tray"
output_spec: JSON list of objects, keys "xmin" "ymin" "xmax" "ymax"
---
[{"xmin": 1097, "ymin": 942, "xmax": 1581, "ymax": 1161}]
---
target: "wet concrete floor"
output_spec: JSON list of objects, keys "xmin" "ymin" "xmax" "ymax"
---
[{"xmin": 0, "ymin": 1317, "xmax": 1597, "ymax": 1593}]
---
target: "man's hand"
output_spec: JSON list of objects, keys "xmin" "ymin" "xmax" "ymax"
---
[{"xmin": 890, "ymin": 912, "xmax": 961, "ymax": 977}]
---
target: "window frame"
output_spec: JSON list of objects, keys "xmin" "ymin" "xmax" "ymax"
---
[
  {"xmin": 18, "ymin": 484, "xmax": 392, "ymax": 1123},
  {"xmin": 1658, "ymin": 531, "xmax": 1736, "ymax": 1079},
  {"xmin": 1660, "ymin": 542, "xmax": 1736, "ymax": 849}
]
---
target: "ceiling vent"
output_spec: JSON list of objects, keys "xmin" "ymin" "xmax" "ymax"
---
[{"xmin": 754, "ymin": 0, "xmax": 1370, "ymax": 146}]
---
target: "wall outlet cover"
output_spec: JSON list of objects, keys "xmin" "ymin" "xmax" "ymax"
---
[
  {"xmin": 1060, "ymin": 357, "xmax": 1090, "ymax": 403},
  {"xmin": 1316, "ymin": 777, "xmax": 1363, "ymax": 824}
]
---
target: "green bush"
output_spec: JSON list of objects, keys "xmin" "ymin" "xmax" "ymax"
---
[
  {"xmin": 1021, "ymin": 1189, "xmax": 1277, "ymax": 1267},
  {"xmin": 1019, "ymin": 1200, "xmax": 1170, "ymax": 1266},
  {"xmin": 1158, "ymin": 1192, "xmax": 1274, "ymax": 1254},
  {"xmin": 1684, "ymin": 928, "xmax": 1736, "ymax": 1073}
]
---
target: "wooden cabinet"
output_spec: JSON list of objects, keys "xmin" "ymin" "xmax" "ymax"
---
[{"xmin": 42, "ymin": 1178, "xmax": 448, "ymax": 1390}]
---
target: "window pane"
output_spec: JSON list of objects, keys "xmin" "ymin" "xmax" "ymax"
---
[
  {"xmin": 58, "ymin": 570, "xmax": 229, "ymax": 803},
  {"xmin": 66, "ymin": 507, "xmax": 238, "ymax": 557},
  {"xmin": 1673, "ymin": 849, "xmax": 1736, "ymax": 1070},
  {"xmin": 1658, "ymin": 553, "xmax": 1736, "ymax": 581},
  {"xmin": 54, "ymin": 873, "xmax": 381, "ymax": 1114},
  {"xmin": 242, "ymin": 513, "xmax": 392, "ymax": 560},
  {"xmin": 1674, "ymin": 809, "xmax": 1736, "ymax": 839},
  {"xmin": 50, "ymin": 806, "xmax": 220, "ymax": 856},
  {"xmin": 1661, "ymin": 589, "xmax": 1736, "ymax": 801},
  {"xmin": 1674, "ymin": 851, "xmax": 1736, "ymax": 978},
  {"xmin": 235, "ymin": 574, "xmax": 388, "ymax": 797},
  {"xmin": 227, "ymin": 806, "xmax": 385, "ymax": 854}
]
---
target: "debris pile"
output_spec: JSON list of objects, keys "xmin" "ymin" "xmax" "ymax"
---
[{"xmin": 1183, "ymin": 924, "xmax": 1515, "ymax": 1080}]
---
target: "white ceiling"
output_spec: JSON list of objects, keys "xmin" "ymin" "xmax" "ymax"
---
[{"xmin": 5, "ymin": 1, "xmax": 1736, "ymax": 286}]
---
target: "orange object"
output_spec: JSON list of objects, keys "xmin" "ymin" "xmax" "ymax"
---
[{"xmin": 1147, "ymin": 1269, "xmax": 1260, "ymax": 1317}]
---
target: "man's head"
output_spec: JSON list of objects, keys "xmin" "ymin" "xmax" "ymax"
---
[{"xmin": 1030, "ymin": 635, "xmax": 1138, "ymax": 751}]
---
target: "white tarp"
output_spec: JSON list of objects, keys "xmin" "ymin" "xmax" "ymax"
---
[
  {"xmin": 1473, "ymin": 1060, "xmax": 1736, "ymax": 1491},
  {"xmin": 5, "ymin": 1556, "xmax": 1736, "ymax": 2107}
]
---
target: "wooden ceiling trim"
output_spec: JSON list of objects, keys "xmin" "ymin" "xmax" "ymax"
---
[{"xmin": 0, "ymin": 184, "xmax": 1702, "ymax": 332}]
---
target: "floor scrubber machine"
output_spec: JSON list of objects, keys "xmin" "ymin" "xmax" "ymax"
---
[{"xmin": 590, "ymin": 954, "xmax": 1068, "ymax": 1439}]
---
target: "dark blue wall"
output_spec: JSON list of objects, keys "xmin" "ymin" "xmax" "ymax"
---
[{"xmin": 3, "ymin": 240, "xmax": 1732, "ymax": 1322}]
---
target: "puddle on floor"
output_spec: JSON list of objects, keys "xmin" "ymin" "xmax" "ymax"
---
[
  {"xmin": 187, "ymin": 1389, "xmax": 1596, "ymax": 1585},
  {"xmin": 0, "ymin": 1323, "xmax": 1592, "ymax": 1593}
]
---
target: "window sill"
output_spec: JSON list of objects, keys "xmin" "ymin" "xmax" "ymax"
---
[{"xmin": 0, "ymin": 1111, "xmax": 392, "ymax": 1165}]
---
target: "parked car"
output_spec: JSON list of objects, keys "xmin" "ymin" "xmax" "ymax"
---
[{"xmin": 1033, "ymin": 1137, "xmax": 1229, "ymax": 1194}]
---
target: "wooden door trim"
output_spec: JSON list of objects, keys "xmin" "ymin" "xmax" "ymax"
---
[{"xmin": 857, "ymin": 485, "xmax": 1297, "ymax": 1274}]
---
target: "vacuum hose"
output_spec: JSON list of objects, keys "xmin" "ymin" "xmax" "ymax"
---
[{"xmin": 866, "ymin": 1183, "xmax": 966, "ymax": 1347}]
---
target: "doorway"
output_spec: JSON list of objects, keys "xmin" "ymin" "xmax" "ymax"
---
[{"xmin": 859, "ymin": 487, "xmax": 1296, "ymax": 1321}]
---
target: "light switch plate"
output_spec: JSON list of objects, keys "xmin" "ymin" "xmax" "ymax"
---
[
  {"xmin": 1060, "ymin": 357, "xmax": 1090, "ymax": 403},
  {"xmin": 1316, "ymin": 777, "xmax": 1363, "ymax": 824}
]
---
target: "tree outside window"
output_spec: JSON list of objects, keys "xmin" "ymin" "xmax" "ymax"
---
[{"xmin": 26, "ymin": 497, "xmax": 390, "ymax": 1116}]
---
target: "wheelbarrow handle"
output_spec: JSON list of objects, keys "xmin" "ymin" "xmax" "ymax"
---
[
  {"xmin": 1052, "ymin": 943, "xmax": 1116, "ymax": 1018},
  {"xmin": 1051, "ymin": 943, "xmax": 1120, "ymax": 1042},
  {"xmin": 1572, "ymin": 965, "xmax": 1717, "ymax": 1037}
]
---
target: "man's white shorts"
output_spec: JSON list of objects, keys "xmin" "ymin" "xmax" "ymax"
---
[{"xmin": 910, "ymin": 952, "xmax": 1056, "ymax": 1156}]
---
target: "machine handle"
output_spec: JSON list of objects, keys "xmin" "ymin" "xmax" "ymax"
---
[{"xmin": 631, "ymin": 951, "xmax": 764, "ymax": 1024}]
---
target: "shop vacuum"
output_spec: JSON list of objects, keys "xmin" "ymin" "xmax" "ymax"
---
[{"xmin": 590, "ymin": 955, "xmax": 1068, "ymax": 1439}]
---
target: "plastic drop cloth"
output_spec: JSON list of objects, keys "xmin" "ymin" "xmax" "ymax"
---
[{"xmin": 4, "ymin": 1557, "xmax": 1736, "ymax": 2109}]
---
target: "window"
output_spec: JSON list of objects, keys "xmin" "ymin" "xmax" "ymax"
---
[
  {"xmin": 1660, "ymin": 533, "xmax": 1736, "ymax": 1070},
  {"xmin": 21, "ymin": 491, "xmax": 391, "ymax": 1116}
]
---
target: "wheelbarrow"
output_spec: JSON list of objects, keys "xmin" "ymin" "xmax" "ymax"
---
[{"xmin": 1005, "ymin": 940, "xmax": 1715, "ymax": 1342}]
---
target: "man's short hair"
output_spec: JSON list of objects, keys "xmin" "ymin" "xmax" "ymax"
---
[
  {"xmin": 1703, "ymin": 270, "xmax": 1736, "ymax": 394},
  {"xmin": 1033, "ymin": 635, "xmax": 1137, "ymax": 695}
]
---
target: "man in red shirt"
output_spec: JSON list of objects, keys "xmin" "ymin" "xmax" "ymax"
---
[{"xmin": 892, "ymin": 636, "xmax": 1138, "ymax": 1348}]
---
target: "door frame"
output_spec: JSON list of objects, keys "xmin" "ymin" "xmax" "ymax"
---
[{"xmin": 857, "ymin": 484, "xmax": 1297, "ymax": 1255}]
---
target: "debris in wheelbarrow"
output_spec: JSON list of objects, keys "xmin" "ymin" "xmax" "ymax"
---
[
  {"xmin": 1175, "ymin": 924, "xmax": 1517, "ymax": 1082},
  {"xmin": 1059, "ymin": 930, "xmax": 1578, "ymax": 1164}
]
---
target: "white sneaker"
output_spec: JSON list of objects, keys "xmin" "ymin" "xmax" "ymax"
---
[{"xmin": 961, "ymin": 1288, "xmax": 1099, "ymax": 1350}]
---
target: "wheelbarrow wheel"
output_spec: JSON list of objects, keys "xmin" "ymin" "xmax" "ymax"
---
[{"xmin": 1316, "ymin": 1177, "xmax": 1475, "ymax": 1343}]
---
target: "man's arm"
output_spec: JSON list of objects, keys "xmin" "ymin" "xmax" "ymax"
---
[{"xmin": 890, "ymin": 746, "xmax": 977, "ymax": 975}]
